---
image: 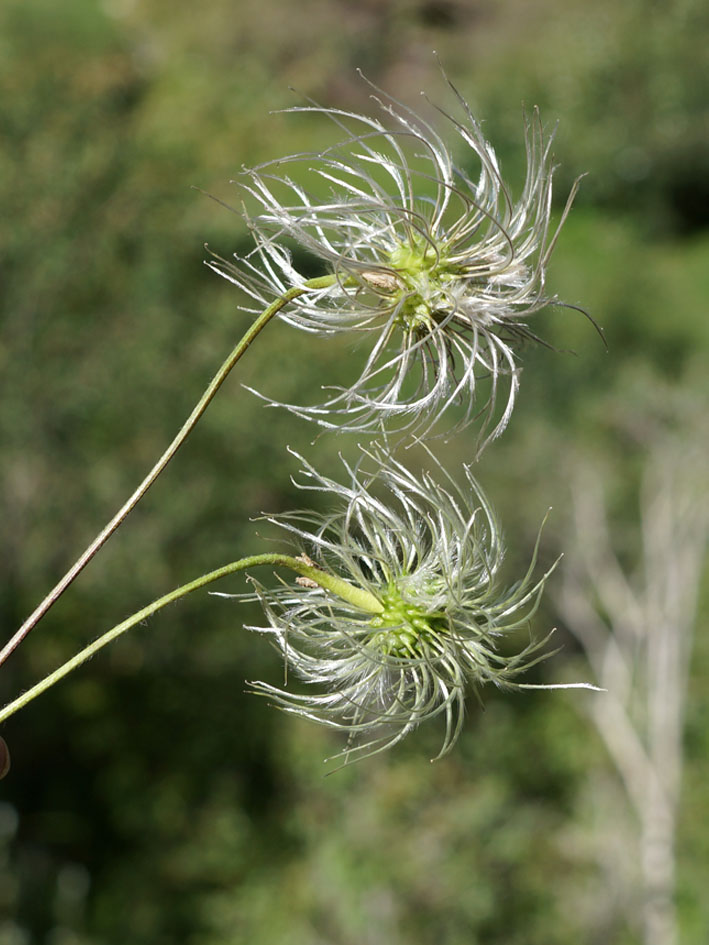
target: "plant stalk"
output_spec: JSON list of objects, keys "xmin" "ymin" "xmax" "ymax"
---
[
  {"xmin": 0, "ymin": 276, "xmax": 335, "ymax": 668},
  {"xmin": 0, "ymin": 553, "xmax": 382, "ymax": 723}
]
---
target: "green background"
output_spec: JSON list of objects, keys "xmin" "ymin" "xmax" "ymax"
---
[{"xmin": 1, "ymin": 1, "xmax": 707, "ymax": 942}]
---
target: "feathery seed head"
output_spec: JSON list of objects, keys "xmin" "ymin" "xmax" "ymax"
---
[
  {"xmin": 209, "ymin": 74, "xmax": 583, "ymax": 445},
  {"xmin": 240, "ymin": 446, "xmax": 579, "ymax": 765}
]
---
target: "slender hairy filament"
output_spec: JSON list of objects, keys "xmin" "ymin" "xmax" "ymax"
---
[{"xmin": 0, "ymin": 276, "xmax": 336, "ymax": 669}]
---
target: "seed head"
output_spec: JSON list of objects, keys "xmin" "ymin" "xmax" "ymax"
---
[
  {"xmin": 210, "ymin": 75, "xmax": 584, "ymax": 446},
  {"xmin": 237, "ymin": 446, "xmax": 590, "ymax": 765}
]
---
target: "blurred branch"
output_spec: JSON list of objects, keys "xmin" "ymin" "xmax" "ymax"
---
[{"xmin": 558, "ymin": 431, "xmax": 708, "ymax": 945}]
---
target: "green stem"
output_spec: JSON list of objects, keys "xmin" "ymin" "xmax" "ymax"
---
[
  {"xmin": 0, "ymin": 276, "xmax": 336, "ymax": 669},
  {"xmin": 0, "ymin": 554, "xmax": 382, "ymax": 724}
]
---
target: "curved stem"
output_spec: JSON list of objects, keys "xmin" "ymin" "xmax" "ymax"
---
[
  {"xmin": 0, "ymin": 553, "xmax": 382, "ymax": 724},
  {"xmin": 1, "ymin": 276, "xmax": 336, "ymax": 669}
]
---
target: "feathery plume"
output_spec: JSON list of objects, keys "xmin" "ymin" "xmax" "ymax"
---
[
  {"xmin": 234, "ymin": 446, "xmax": 592, "ymax": 764},
  {"xmin": 210, "ymin": 75, "xmax": 582, "ymax": 444}
]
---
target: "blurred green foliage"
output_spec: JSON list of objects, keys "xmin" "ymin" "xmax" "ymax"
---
[{"xmin": 0, "ymin": 1, "xmax": 707, "ymax": 943}]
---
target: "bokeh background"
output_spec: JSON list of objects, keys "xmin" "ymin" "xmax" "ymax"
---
[{"xmin": 1, "ymin": 1, "xmax": 708, "ymax": 943}]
